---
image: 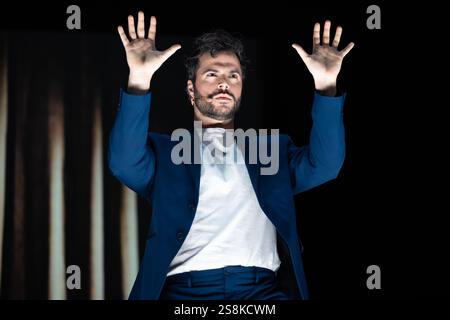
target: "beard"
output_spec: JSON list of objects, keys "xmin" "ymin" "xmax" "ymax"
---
[{"xmin": 194, "ymin": 87, "xmax": 241, "ymax": 121}]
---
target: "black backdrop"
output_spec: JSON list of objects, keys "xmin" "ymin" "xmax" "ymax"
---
[{"xmin": 0, "ymin": 0, "xmax": 447, "ymax": 300}]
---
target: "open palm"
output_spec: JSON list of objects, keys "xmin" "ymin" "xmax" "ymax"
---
[
  {"xmin": 118, "ymin": 12, "xmax": 181, "ymax": 78},
  {"xmin": 292, "ymin": 21, "xmax": 354, "ymax": 88}
]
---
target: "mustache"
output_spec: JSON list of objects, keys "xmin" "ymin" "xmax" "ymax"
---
[{"xmin": 207, "ymin": 89, "xmax": 235, "ymax": 101}]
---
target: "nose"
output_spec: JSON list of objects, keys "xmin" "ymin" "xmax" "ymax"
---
[{"xmin": 217, "ymin": 79, "xmax": 229, "ymax": 91}]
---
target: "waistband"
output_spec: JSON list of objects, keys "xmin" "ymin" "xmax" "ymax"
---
[{"xmin": 165, "ymin": 265, "xmax": 276, "ymax": 286}]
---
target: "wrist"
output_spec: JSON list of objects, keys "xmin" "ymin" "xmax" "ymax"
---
[
  {"xmin": 128, "ymin": 71, "xmax": 152, "ymax": 95},
  {"xmin": 314, "ymin": 80, "xmax": 337, "ymax": 97}
]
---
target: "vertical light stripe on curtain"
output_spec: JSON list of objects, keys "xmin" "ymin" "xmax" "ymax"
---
[
  {"xmin": 90, "ymin": 93, "xmax": 104, "ymax": 300},
  {"xmin": 120, "ymin": 186, "xmax": 139, "ymax": 299},
  {"xmin": 48, "ymin": 82, "xmax": 66, "ymax": 300},
  {"xmin": 0, "ymin": 34, "xmax": 8, "ymax": 292}
]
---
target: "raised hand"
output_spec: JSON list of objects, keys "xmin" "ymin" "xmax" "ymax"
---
[
  {"xmin": 292, "ymin": 20, "xmax": 354, "ymax": 96},
  {"xmin": 118, "ymin": 12, "xmax": 181, "ymax": 93}
]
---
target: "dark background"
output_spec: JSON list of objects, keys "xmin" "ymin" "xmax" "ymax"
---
[{"xmin": 0, "ymin": 0, "xmax": 446, "ymax": 300}]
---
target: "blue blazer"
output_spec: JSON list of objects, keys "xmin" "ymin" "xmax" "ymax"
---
[{"xmin": 108, "ymin": 90, "xmax": 346, "ymax": 300}]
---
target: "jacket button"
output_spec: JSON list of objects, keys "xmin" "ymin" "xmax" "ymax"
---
[{"xmin": 176, "ymin": 232, "xmax": 184, "ymax": 240}]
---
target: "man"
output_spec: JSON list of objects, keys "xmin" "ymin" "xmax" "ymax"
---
[{"xmin": 109, "ymin": 11, "xmax": 354, "ymax": 300}]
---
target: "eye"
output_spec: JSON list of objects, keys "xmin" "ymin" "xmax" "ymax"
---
[
  {"xmin": 230, "ymin": 73, "xmax": 240, "ymax": 79},
  {"xmin": 206, "ymin": 72, "xmax": 216, "ymax": 77}
]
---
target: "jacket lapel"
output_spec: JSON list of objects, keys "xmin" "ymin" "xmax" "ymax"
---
[
  {"xmin": 187, "ymin": 127, "xmax": 201, "ymax": 197},
  {"xmin": 241, "ymin": 136, "xmax": 260, "ymax": 196}
]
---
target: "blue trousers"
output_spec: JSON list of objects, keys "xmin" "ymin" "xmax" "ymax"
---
[{"xmin": 160, "ymin": 265, "xmax": 291, "ymax": 300}]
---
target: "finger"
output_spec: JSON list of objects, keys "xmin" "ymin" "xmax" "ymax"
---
[
  {"xmin": 323, "ymin": 20, "xmax": 331, "ymax": 45},
  {"xmin": 332, "ymin": 26, "xmax": 342, "ymax": 48},
  {"xmin": 313, "ymin": 22, "xmax": 320, "ymax": 49},
  {"xmin": 137, "ymin": 11, "xmax": 145, "ymax": 38},
  {"xmin": 117, "ymin": 26, "xmax": 130, "ymax": 47},
  {"xmin": 128, "ymin": 15, "xmax": 137, "ymax": 40},
  {"xmin": 160, "ymin": 44, "xmax": 182, "ymax": 62},
  {"xmin": 340, "ymin": 42, "xmax": 355, "ymax": 57},
  {"xmin": 292, "ymin": 43, "xmax": 308, "ymax": 61},
  {"xmin": 148, "ymin": 16, "xmax": 157, "ymax": 42}
]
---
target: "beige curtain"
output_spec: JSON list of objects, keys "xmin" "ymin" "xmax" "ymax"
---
[
  {"xmin": 0, "ymin": 32, "xmax": 144, "ymax": 299},
  {"xmin": 120, "ymin": 186, "xmax": 139, "ymax": 299},
  {"xmin": 0, "ymin": 34, "xmax": 8, "ymax": 292},
  {"xmin": 48, "ymin": 81, "xmax": 67, "ymax": 300},
  {"xmin": 90, "ymin": 93, "xmax": 104, "ymax": 299}
]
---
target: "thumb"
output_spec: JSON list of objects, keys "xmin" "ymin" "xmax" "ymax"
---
[
  {"xmin": 292, "ymin": 43, "xmax": 308, "ymax": 61},
  {"xmin": 161, "ymin": 44, "xmax": 182, "ymax": 62},
  {"xmin": 340, "ymin": 42, "xmax": 355, "ymax": 58}
]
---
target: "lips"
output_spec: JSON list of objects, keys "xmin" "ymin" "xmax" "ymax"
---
[{"xmin": 214, "ymin": 95, "xmax": 232, "ymax": 100}]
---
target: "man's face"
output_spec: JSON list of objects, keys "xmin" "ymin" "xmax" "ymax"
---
[{"xmin": 188, "ymin": 51, "xmax": 243, "ymax": 121}]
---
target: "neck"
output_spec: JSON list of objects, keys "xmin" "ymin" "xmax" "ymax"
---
[{"xmin": 194, "ymin": 111, "xmax": 234, "ymax": 129}]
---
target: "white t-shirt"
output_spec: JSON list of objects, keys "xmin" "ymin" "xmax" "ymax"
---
[{"xmin": 167, "ymin": 128, "xmax": 281, "ymax": 276}]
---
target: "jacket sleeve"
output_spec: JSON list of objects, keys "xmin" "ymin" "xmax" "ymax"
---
[
  {"xmin": 108, "ymin": 89, "xmax": 155, "ymax": 198},
  {"xmin": 289, "ymin": 92, "xmax": 346, "ymax": 194}
]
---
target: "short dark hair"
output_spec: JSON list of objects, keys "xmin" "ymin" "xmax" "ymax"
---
[{"xmin": 185, "ymin": 30, "xmax": 247, "ymax": 83}]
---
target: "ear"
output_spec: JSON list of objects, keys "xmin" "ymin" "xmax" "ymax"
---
[{"xmin": 187, "ymin": 80, "xmax": 195, "ymax": 105}]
